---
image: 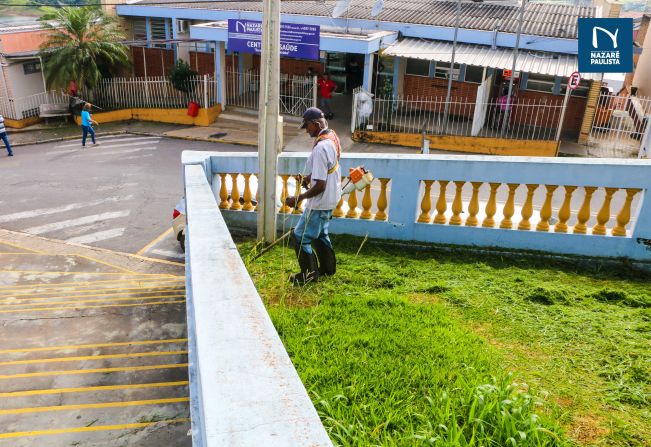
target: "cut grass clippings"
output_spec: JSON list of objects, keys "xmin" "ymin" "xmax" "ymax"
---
[{"xmin": 241, "ymin": 235, "xmax": 651, "ymax": 446}]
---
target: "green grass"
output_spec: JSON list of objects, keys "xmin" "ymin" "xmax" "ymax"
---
[{"xmin": 241, "ymin": 236, "xmax": 651, "ymax": 446}]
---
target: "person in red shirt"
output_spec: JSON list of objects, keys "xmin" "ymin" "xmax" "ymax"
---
[{"xmin": 317, "ymin": 73, "xmax": 337, "ymax": 119}]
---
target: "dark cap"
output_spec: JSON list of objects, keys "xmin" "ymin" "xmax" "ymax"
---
[{"xmin": 299, "ymin": 107, "xmax": 325, "ymax": 129}]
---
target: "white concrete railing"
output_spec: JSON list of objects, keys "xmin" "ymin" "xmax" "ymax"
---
[
  {"xmin": 184, "ymin": 151, "xmax": 651, "ymax": 262},
  {"xmin": 183, "ymin": 163, "xmax": 332, "ymax": 447}
]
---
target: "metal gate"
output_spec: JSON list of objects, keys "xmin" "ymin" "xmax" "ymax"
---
[
  {"xmin": 225, "ymin": 69, "xmax": 316, "ymax": 116},
  {"xmin": 588, "ymin": 93, "xmax": 651, "ymax": 156}
]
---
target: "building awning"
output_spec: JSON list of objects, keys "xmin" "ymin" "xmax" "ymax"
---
[{"xmin": 383, "ymin": 38, "xmax": 601, "ymax": 81}]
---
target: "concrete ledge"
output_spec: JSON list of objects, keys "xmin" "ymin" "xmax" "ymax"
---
[
  {"xmin": 73, "ymin": 104, "xmax": 223, "ymax": 127},
  {"xmin": 183, "ymin": 164, "xmax": 331, "ymax": 446}
]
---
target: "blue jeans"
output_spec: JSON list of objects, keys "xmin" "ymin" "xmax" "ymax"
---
[
  {"xmin": 81, "ymin": 125, "xmax": 95, "ymax": 146},
  {"xmin": 294, "ymin": 209, "xmax": 333, "ymax": 255},
  {"xmin": 0, "ymin": 132, "xmax": 12, "ymax": 155},
  {"xmin": 320, "ymin": 98, "xmax": 332, "ymax": 116}
]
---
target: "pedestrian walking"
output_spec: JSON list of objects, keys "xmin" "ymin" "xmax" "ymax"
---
[
  {"xmin": 81, "ymin": 103, "xmax": 99, "ymax": 147},
  {"xmin": 0, "ymin": 115, "xmax": 13, "ymax": 157}
]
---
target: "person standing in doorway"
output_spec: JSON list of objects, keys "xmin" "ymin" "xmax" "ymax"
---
[
  {"xmin": 81, "ymin": 103, "xmax": 99, "ymax": 147},
  {"xmin": 0, "ymin": 115, "xmax": 13, "ymax": 156},
  {"xmin": 318, "ymin": 73, "xmax": 337, "ymax": 120}
]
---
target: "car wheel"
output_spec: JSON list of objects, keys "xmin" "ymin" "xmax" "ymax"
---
[{"xmin": 178, "ymin": 231, "xmax": 185, "ymax": 252}]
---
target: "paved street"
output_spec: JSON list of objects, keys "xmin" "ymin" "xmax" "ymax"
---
[{"xmin": 0, "ymin": 134, "xmax": 253, "ymax": 261}]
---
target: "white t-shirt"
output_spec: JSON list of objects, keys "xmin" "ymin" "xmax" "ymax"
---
[{"xmin": 305, "ymin": 131, "xmax": 342, "ymax": 210}]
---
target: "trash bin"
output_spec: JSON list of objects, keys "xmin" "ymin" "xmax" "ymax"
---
[{"xmin": 187, "ymin": 101, "xmax": 200, "ymax": 117}]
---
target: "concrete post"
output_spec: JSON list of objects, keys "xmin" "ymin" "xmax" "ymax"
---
[
  {"xmin": 578, "ymin": 80, "xmax": 602, "ymax": 144},
  {"xmin": 215, "ymin": 41, "xmax": 226, "ymax": 108},
  {"xmin": 363, "ymin": 53, "xmax": 374, "ymax": 92}
]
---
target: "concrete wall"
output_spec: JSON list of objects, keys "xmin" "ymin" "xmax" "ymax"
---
[
  {"xmin": 632, "ymin": 16, "xmax": 651, "ymax": 97},
  {"xmin": 6, "ymin": 61, "xmax": 45, "ymax": 98}
]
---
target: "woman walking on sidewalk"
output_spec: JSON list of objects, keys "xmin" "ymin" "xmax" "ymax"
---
[
  {"xmin": 81, "ymin": 103, "xmax": 99, "ymax": 147},
  {"xmin": 0, "ymin": 115, "xmax": 13, "ymax": 156}
]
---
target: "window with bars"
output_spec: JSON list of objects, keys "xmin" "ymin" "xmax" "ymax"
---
[
  {"xmin": 559, "ymin": 78, "xmax": 590, "ymax": 97},
  {"xmin": 405, "ymin": 58, "xmax": 429, "ymax": 77},
  {"xmin": 132, "ymin": 18, "xmax": 146, "ymax": 46},
  {"xmin": 150, "ymin": 18, "xmax": 169, "ymax": 48},
  {"xmin": 525, "ymin": 73, "xmax": 556, "ymax": 94},
  {"xmin": 433, "ymin": 62, "xmax": 460, "ymax": 81}
]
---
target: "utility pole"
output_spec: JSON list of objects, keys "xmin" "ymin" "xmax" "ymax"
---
[
  {"xmin": 501, "ymin": 0, "xmax": 526, "ymax": 136},
  {"xmin": 443, "ymin": 0, "xmax": 461, "ymax": 134},
  {"xmin": 257, "ymin": 0, "xmax": 281, "ymax": 243}
]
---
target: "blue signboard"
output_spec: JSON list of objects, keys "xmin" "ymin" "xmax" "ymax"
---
[
  {"xmin": 578, "ymin": 18, "xmax": 633, "ymax": 73},
  {"xmin": 228, "ymin": 20, "xmax": 320, "ymax": 60}
]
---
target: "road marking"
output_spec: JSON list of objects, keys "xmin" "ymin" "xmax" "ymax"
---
[
  {"xmin": 52, "ymin": 136, "xmax": 160, "ymax": 149},
  {"xmin": 92, "ymin": 146, "xmax": 158, "ymax": 157},
  {"xmin": 66, "ymin": 228, "xmax": 126, "ymax": 244},
  {"xmin": 0, "ymin": 397, "xmax": 189, "ymax": 415},
  {"xmin": 0, "ymin": 350, "xmax": 187, "ymax": 366},
  {"xmin": 0, "ymin": 270, "xmax": 176, "ymax": 276},
  {"xmin": 0, "ymin": 294, "xmax": 185, "ymax": 308},
  {"xmin": 122, "ymin": 154, "xmax": 155, "ymax": 161},
  {"xmin": 73, "ymin": 254, "xmax": 137, "ymax": 274},
  {"xmin": 24, "ymin": 210, "xmax": 131, "ymax": 235},
  {"xmin": 0, "ymin": 381, "xmax": 189, "ymax": 398},
  {"xmin": 0, "ymin": 363, "xmax": 188, "ymax": 380},
  {"xmin": 0, "ymin": 195, "xmax": 134, "ymax": 223},
  {"xmin": 0, "ymin": 240, "xmax": 44, "ymax": 254},
  {"xmin": 0, "ymin": 338, "xmax": 188, "ymax": 355},
  {"xmin": 0, "ymin": 299, "xmax": 185, "ymax": 314},
  {"xmin": 0, "ymin": 418, "xmax": 191, "ymax": 439},
  {"xmin": 1, "ymin": 284, "xmax": 184, "ymax": 299},
  {"xmin": 97, "ymin": 182, "xmax": 139, "ymax": 192},
  {"xmin": 0, "ymin": 275, "xmax": 181, "ymax": 290},
  {"xmin": 136, "ymin": 227, "xmax": 174, "ymax": 256},
  {"xmin": 150, "ymin": 249, "xmax": 185, "ymax": 260}
]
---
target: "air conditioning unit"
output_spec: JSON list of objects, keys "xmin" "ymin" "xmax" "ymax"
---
[{"xmin": 177, "ymin": 19, "xmax": 188, "ymax": 33}]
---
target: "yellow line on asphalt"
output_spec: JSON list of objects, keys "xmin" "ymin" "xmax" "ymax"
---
[
  {"xmin": 0, "ymin": 418, "xmax": 191, "ymax": 439},
  {"xmin": 0, "ymin": 241, "xmax": 44, "ymax": 254},
  {"xmin": 0, "ymin": 363, "xmax": 189, "ymax": 380},
  {"xmin": 0, "ymin": 397, "xmax": 190, "ymax": 415},
  {"xmin": 0, "ymin": 284, "xmax": 185, "ymax": 300},
  {"xmin": 136, "ymin": 227, "xmax": 174, "ymax": 256},
  {"xmin": 131, "ymin": 254, "xmax": 184, "ymax": 267},
  {"xmin": 0, "ymin": 276, "xmax": 183, "ymax": 291},
  {"xmin": 0, "ymin": 292, "xmax": 185, "ymax": 307},
  {"xmin": 0, "ymin": 338, "xmax": 188, "ymax": 355},
  {"xmin": 0, "ymin": 270, "xmax": 179, "ymax": 276},
  {"xmin": 0, "ymin": 299, "xmax": 186, "ymax": 314},
  {"xmin": 0, "ymin": 381, "xmax": 189, "ymax": 398},
  {"xmin": 0, "ymin": 252, "xmax": 34, "ymax": 255},
  {"xmin": 0, "ymin": 350, "xmax": 188, "ymax": 366},
  {"xmin": 70, "ymin": 255, "xmax": 137, "ymax": 274}
]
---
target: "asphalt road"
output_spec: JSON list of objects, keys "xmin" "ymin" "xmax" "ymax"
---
[{"xmin": 0, "ymin": 134, "xmax": 254, "ymax": 261}]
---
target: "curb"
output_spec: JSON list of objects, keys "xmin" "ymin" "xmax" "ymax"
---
[
  {"xmin": 129, "ymin": 131, "xmax": 258, "ymax": 148},
  {"xmin": 11, "ymin": 131, "xmax": 129, "ymax": 147}
]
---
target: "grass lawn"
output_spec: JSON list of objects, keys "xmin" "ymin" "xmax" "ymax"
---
[{"xmin": 240, "ymin": 235, "xmax": 650, "ymax": 447}]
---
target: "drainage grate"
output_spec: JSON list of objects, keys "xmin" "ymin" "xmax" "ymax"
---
[{"xmin": 210, "ymin": 132, "xmax": 228, "ymax": 139}]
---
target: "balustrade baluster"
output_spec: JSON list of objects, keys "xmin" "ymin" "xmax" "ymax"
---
[
  {"xmin": 417, "ymin": 180, "xmax": 434, "ymax": 223},
  {"xmin": 554, "ymin": 185, "xmax": 577, "ymax": 233},
  {"xmin": 360, "ymin": 183, "xmax": 374, "ymax": 219},
  {"xmin": 612, "ymin": 188, "xmax": 641, "ymax": 236},
  {"xmin": 500, "ymin": 183, "xmax": 519, "ymax": 229},
  {"xmin": 218, "ymin": 173, "xmax": 229, "ymax": 209},
  {"xmin": 229, "ymin": 173, "xmax": 242, "ymax": 211},
  {"xmin": 346, "ymin": 188, "xmax": 359, "ymax": 218},
  {"xmin": 536, "ymin": 185, "xmax": 558, "ymax": 231},
  {"xmin": 482, "ymin": 183, "xmax": 500, "ymax": 228},
  {"xmin": 573, "ymin": 186, "xmax": 597, "ymax": 234},
  {"xmin": 465, "ymin": 182, "xmax": 482, "ymax": 226},
  {"xmin": 592, "ymin": 187, "xmax": 618, "ymax": 235},
  {"xmin": 292, "ymin": 175, "xmax": 304, "ymax": 214},
  {"xmin": 449, "ymin": 181, "xmax": 465, "ymax": 225},
  {"xmin": 242, "ymin": 174, "xmax": 254, "ymax": 211},
  {"xmin": 279, "ymin": 175, "xmax": 291, "ymax": 214},
  {"xmin": 433, "ymin": 180, "xmax": 449, "ymax": 224},
  {"xmin": 518, "ymin": 184, "xmax": 538, "ymax": 231},
  {"xmin": 375, "ymin": 178, "xmax": 389, "ymax": 221}
]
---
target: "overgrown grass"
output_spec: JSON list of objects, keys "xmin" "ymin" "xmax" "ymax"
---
[{"xmin": 241, "ymin": 236, "xmax": 650, "ymax": 446}]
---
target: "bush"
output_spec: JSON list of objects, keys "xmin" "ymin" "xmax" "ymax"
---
[{"xmin": 167, "ymin": 60, "xmax": 198, "ymax": 94}]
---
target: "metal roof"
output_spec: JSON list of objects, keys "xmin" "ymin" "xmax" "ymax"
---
[
  {"xmin": 130, "ymin": 0, "xmax": 595, "ymax": 39},
  {"xmin": 382, "ymin": 37, "xmax": 601, "ymax": 80}
]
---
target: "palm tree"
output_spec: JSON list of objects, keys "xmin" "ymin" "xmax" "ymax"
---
[{"xmin": 39, "ymin": 7, "xmax": 130, "ymax": 90}]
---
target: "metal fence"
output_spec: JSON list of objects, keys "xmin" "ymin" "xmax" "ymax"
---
[
  {"xmin": 353, "ymin": 93, "xmax": 565, "ymax": 141},
  {"xmin": 0, "ymin": 90, "xmax": 70, "ymax": 120},
  {"xmin": 225, "ymin": 69, "xmax": 316, "ymax": 116},
  {"xmin": 86, "ymin": 75, "xmax": 218, "ymax": 110},
  {"xmin": 588, "ymin": 93, "xmax": 651, "ymax": 157}
]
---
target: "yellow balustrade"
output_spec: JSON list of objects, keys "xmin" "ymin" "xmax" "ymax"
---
[
  {"xmin": 292, "ymin": 175, "xmax": 304, "ymax": 214},
  {"xmin": 218, "ymin": 173, "xmax": 229, "ymax": 209},
  {"xmin": 554, "ymin": 185, "xmax": 577, "ymax": 233},
  {"xmin": 573, "ymin": 186, "xmax": 597, "ymax": 234},
  {"xmin": 242, "ymin": 174, "xmax": 254, "ymax": 211},
  {"xmin": 592, "ymin": 187, "xmax": 618, "ymax": 235},
  {"xmin": 518, "ymin": 184, "xmax": 538, "ymax": 230},
  {"xmin": 482, "ymin": 183, "xmax": 500, "ymax": 228},
  {"xmin": 449, "ymin": 181, "xmax": 465, "ymax": 226},
  {"xmin": 346, "ymin": 188, "xmax": 359, "ymax": 218},
  {"xmin": 465, "ymin": 182, "xmax": 482, "ymax": 227},
  {"xmin": 499, "ymin": 183, "xmax": 518, "ymax": 229},
  {"xmin": 417, "ymin": 180, "xmax": 434, "ymax": 223},
  {"xmin": 375, "ymin": 178, "xmax": 389, "ymax": 221},
  {"xmin": 360, "ymin": 183, "xmax": 374, "ymax": 219},
  {"xmin": 433, "ymin": 180, "xmax": 449, "ymax": 224},
  {"xmin": 612, "ymin": 188, "xmax": 641, "ymax": 236},
  {"xmin": 536, "ymin": 185, "xmax": 558, "ymax": 232},
  {"xmin": 333, "ymin": 195, "xmax": 345, "ymax": 218},
  {"xmin": 279, "ymin": 175, "xmax": 291, "ymax": 214},
  {"xmin": 229, "ymin": 173, "xmax": 242, "ymax": 211}
]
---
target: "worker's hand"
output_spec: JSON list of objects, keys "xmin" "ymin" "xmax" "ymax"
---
[
  {"xmin": 302, "ymin": 175, "xmax": 311, "ymax": 188},
  {"xmin": 285, "ymin": 196, "xmax": 297, "ymax": 208}
]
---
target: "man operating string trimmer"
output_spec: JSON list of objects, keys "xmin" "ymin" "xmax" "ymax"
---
[{"xmin": 284, "ymin": 107, "xmax": 342, "ymax": 285}]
